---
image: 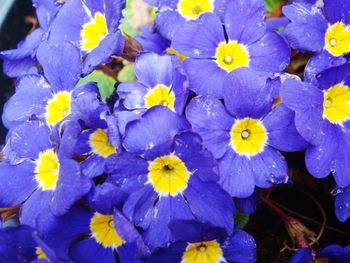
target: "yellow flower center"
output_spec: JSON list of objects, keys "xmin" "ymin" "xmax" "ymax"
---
[
  {"xmin": 81, "ymin": 12, "xmax": 109, "ymax": 52},
  {"xmin": 182, "ymin": 240, "xmax": 223, "ymax": 263},
  {"xmin": 215, "ymin": 41, "xmax": 250, "ymax": 72},
  {"xmin": 325, "ymin": 22, "xmax": 350, "ymax": 57},
  {"xmin": 148, "ymin": 155, "xmax": 190, "ymax": 196},
  {"xmin": 323, "ymin": 83, "xmax": 350, "ymax": 124},
  {"xmin": 35, "ymin": 149, "xmax": 60, "ymax": 191},
  {"xmin": 89, "ymin": 129, "xmax": 117, "ymax": 158},
  {"xmin": 177, "ymin": 0, "xmax": 214, "ymax": 20},
  {"xmin": 144, "ymin": 84, "xmax": 176, "ymax": 111},
  {"xmin": 46, "ymin": 91, "xmax": 72, "ymax": 126},
  {"xmin": 89, "ymin": 213, "xmax": 125, "ymax": 248},
  {"xmin": 36, "ymin": 247, "xmax": 49, "ymax": 261},
  {"xmin": 230, "ymin": 118, "xmax": 268, "ymax": 156}
]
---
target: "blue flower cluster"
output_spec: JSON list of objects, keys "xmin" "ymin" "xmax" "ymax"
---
[{"xmin": 0, "ymin": 0, "xmax": 349, "ymax": 262}]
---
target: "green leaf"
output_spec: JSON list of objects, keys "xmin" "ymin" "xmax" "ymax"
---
[
  {"xmin": 265, "ymin": 0, "xmax": 281, "ymax": 12},
  {"xmin": 118, "ymin": 63, "xmax": 136, "ymax": 82},
  {"xmin": 234, "ymin": 210, "xmax": 250, "ymax": 229},
  {"xmin": 119, "ymin": 0, "xmax": 138, "ymax": 37},
  {"xmin": 78, "ymin": 70, "xmax": 116, "ymax": 102}
]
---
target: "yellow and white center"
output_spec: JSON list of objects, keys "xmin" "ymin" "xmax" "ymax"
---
[
  {"xmin": 35, "ymin": 149, "xmax": 60, "ymax": 191},
  {"xmin": 46, "ymin": 91, "xmax": 72, "ymax": 126},
  {"xmin": 36, "ymin": 247, "xmax": 49, "ymax": 261},
  {"xmin": 182, "ymin": 240, "xmax": 224, "ymax": 263},
  {"xmin": 144, "ymin": 84, "xmax": 176, "ymax": 111},
  {"xmin": 89, "ymin": 129, "xmax": 117, "ymax": 158},
  {"xmin": 81, "ymin": 12, "xmax": 109, "ymax": 52},
  {"xmin": 89, "ymin": 213, "xmax": 125, "ymax": 248},
  {"xmin": 177, "ymin": 0, "xmax": 214, "ymax": 20},
  {"xmin": 325, "ymin": 22, "xmax": 350, "ymax": 57},
  {"xmin": 230, "ymin": 118, "xmax": 268, "ymax": 156},
  {"xmin": 323, "ymin": 83, "xmax": 350, "ymax": 124},
  {"xmin": 148, "ymin": 155, "xmax": 190, "ymax": 196},
  {"xmin": 215, "ymin": 41, "xmax": 250, "ymax": 72}
]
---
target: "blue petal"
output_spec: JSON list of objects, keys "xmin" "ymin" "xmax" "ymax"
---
[
  {"xmin": 224, "ymin": 0, "xmax": 266, "ymax": 45},
  {"xmin": 113, "ymin": 210, "xmax": 150, "ymax": 258},
  {"xmin": 333, "ymin": 132, "xmax": 350, "ymax": 188},
  {"xmin": 223, "ymin": 68, "xmax": 275, "ymax": 119},
  {"xmin": 317, "ymin": 244, "xmax": 350, "ymax": 261},
  {"xmin": 48, "ymin": 0, "xmax": 87, "ymax": 43},
  {"xmin": 172, "ymin": 61, "xmax": 190, "ymax": 114},
  {"xmin": 84, "ymin": 0, "xmax": 104, "ymax": 17},
  {"xmin": 51, "ymin": 160, "xmax": 91, "ymax": 216},
  {"xmin": 222, "ymin": 230, "xmax": 256, "ymax": 263},
  {"xmin": 36, "ymin": 205, "xmax": 92, "ymax": 254},
  {"xmin": 134, "ymin": 52, "xmax": 173, "ymax": 88},
  {"xmin": 280, "ymin": 79, "xmax": 324, "ymax": 145},
  {"xmin": 248, "ymin": 31, "xmax": 290, "ymax": 76},
  {"xmin": 82, "ymin": 31, "xmax": 124, "ymax": 76},
  {"xmin": 135, "ymin": 26, "xmax": 170, "ymax": 54},
  {"xmin": 289, "ymin": 248, "xmax": 313, "ymax": 263},
  {"xmin": 305, "ymin": 122, "xmax": 338, "ymax": 180},
  {"xmin": 323, "ymin": 0, "xmax": 350, "ymax": 24},
  {"xmin": 70, "ymin": 239, "xmax": 114, "ymax": 263},
  {"xmin": 218, "ymin": 150, "xmax": 256, "ymax": 198},
  {"xmin": 235, "ymin": 190, "xmax": 260, "ymax": 215},
  {"xmin": 173, "ymin": 132, "xmax": 219, "ymax": 182},
  {"xmin": 186, "ymin": 96, "xmax": 233, "ymax": 159},
  {"xmin": 2, "ymin": 57, "xmax": 38, "ymax": 78},
  {"xmin": 171, "ymin": 13, "xmax": 225, "ymax": 58},
  {"xmin": 20, "ymin": 190, "xmax": 52, "ymax": 228},
  {"xmin": 105, "ymin": 152, "xmax": 148, "ymax": 179},
  {"xmin": 81, "ymin": 154, "xmax": 105, "ymax": 178},
  {"xmin": 105, "ymin": 0, "xmax": 126, "ymax": 30},
  {"xmin": 251, "ymin": 146, "xmax": 288, "ymax": 188},
  {"xmin": 118, "ymin": 82, "xmax": 149, "ymax": 110},
  {"xmin": 143, "ymin": 196, "xmax": 195, "ymax": 249},
  {"xmin": 3, "ymin": 120, "xmax": 52, "ymax": 164},
  {"xmin": 71, "ymin": 87, "xmax": 107, "ymax": 128},
  {"xmin": 2, "ymin": 74, "xmax": 51, "ymax": 129},
  {"xmin": 263, "ymin": 104, "xmax": 308, "ymax": 152},
  {"xmin": 115, "ymin": 110, "xmax": 144, "ymax": 136},
  {"xmin": 87, "ymin": 183, "xmax": 126, "ymax": 214},
  {"xmin": 37, "ymin": 40, "xmax": 83, "ymax": 92},
  {"xmin": 183, "ymin": 58, "xmax": 227, "ymax": 98},
  {"xmin": 123, "ymin": 106, "xmax": 190, "ymax": 153},
  {"xmin": 169, "ymin": 220, "xmax": 228, "ymax": 243},
  {"xmin": 155, "ymin": 10, "xmax": 185, "ymax": 41},
  {"xmin": 335, "ymin": 187, "xmax": 350, "ymax": 222},
  {"xmin": 184, "ymin": 176, "xmax": 235, "ymax": 234},
  {"xmin": 33, "ymin": 0, "xmax": 61, "ymax": 30},
  {"xmin": 149, "ymin": 242, "xmax": 186, "ymax": 263},
  {"xmin": 282, "ymin": 2, "xmax": 327, "ymax": 52},
  {"xmin": 304, "ymin": 51, "xmax": 347, "ymax": 86},
  {"xmin": 317, "ymin": 63, "xmax": 350, "ymax": 91},
  {"xmin": 123, "ymin": 186, "xmax": 158, "ymax": 229},
  {"xmin": 118, "ymin": 243, "xmax": 147, "ymax": 263},
  {"xmin": 0, "ymin": 161, "xmax": 37, "ymax": 208},
  {"xmin": 0, "ymin": 28, "xmax": 43, "ymax": 77}
]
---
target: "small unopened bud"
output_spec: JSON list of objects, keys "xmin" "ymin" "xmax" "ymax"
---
[{"xmin": 285, "ymin": 216, "xmax": 317, "ymax": 248}]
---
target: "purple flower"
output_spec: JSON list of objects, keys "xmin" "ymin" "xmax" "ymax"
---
[
  {"xmin": 281, "ymin": 63, "xmax": 350, "ymax": 188},
  {"xmin": 171, "ymin": 1, "xmax": 290, "ymax": 98},
  {"xmin": 186, "ymin": 68, "xmax": 307, "ymax": 197}
]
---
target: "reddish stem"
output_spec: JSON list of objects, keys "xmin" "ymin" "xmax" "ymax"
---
[
  {"xmin": 261, "ymin": 196, "xmax": 312, "ymax": 249},
  {"xmin": 261, "ymin": 196, "xmax": 289, "ymax": 221}
]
